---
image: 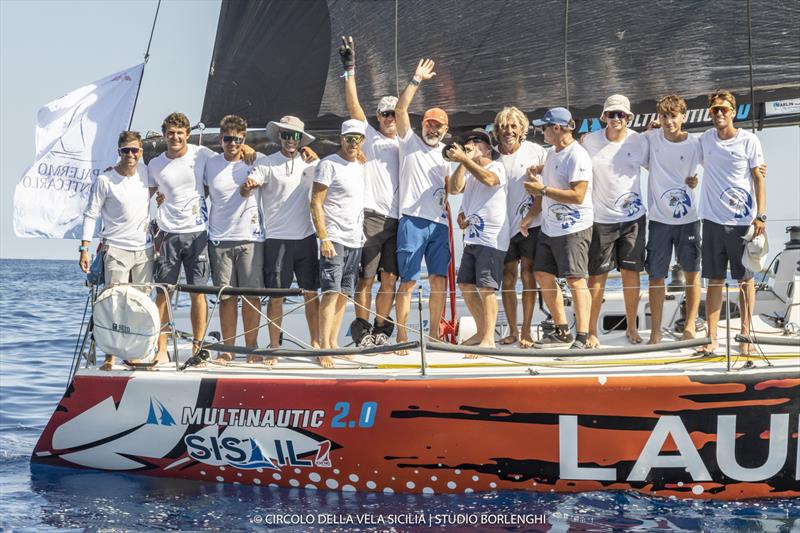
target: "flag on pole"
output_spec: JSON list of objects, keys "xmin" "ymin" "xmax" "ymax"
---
[{"xmin": 13, "ymin": 63, "xmax": 144, "ymax": 239}]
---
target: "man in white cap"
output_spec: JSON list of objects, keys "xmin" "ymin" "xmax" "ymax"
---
[
  {"xmin": 241, "ymin": 116, "xmax": 320, "ymax": 364},
  {"xmin": 446, "ymin": 129, "xmax": 508, "ymax": 355},
  {"xmin": 339, "ymin": 35, "xmax": 400, "ymax": 347},
  {"xmin": 493, "ymin": 106, "xmax": 548, "ymax": 348},
  {"xmin": 394, "ymin": 58, "xmax": 451, "ymax": 354},
  {"xmin": 521, "ymin": 107, "xmax": 593, "ymax": 350},
  {"xmin": 697, "ymin": 89, "xmax": 766, "ymax": 356},
  {"xmin": 311, "ymin": 119, "xmax": 367, "ymax": 368},
  {"xmin": 581, "ymin": 94, "xmax": 648, "ymax": 347}
]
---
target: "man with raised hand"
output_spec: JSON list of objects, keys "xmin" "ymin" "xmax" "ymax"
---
[
  {"xmin": 641, "ymin": 94, "xmax": 703, "ymax": 345},
  {"xmin": 393, "ymin": 58, "xmax": 451, "ymax": 354},
  {"xmin": 339, "ymin": 35, "xmax": 400, "ymax": 347},
  {"xmin": 493, "ymin": 106, "xmax": 548, "ymax": 348},
  {"xmin": 582, "ymin": 95, "xmax": 648, "ymax": 347},
  {"xmin": 79, "ymin": 130, "xmax": 154, "ymax": 371},
  {"xmin": 697, "ymin": 90, "xmax": 766, "ymax": 356},
  {"xmin": 446, "ymin": 129, "xmax": 508, "ymax": 356},
  {"xmin": 521, "ymin": 108, "xmax": 593, "ymax": 350},
  {"xmin": 241, "ymin": 116, "xmax": 320, "ymax": 364},
  {"xmin": 311, "ymin": 120, "xmax": 367, "ymax": 368},
  {"xmin": 204, "ymin": 115, "xmax": 264, "ymax": 364}
]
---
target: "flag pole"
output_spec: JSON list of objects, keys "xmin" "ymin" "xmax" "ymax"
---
[{"xmin": 128, "ymin": 0, "xmax": 162, "ymax": 130}]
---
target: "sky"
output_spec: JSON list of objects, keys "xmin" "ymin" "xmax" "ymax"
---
[{"xmin": 0, "ymin": 0, "xmax": 798, "ymax": 261}]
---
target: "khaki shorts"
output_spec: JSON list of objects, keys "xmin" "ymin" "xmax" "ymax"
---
[
  {"xmin": 209, "ymin": 241, "xmax": 264, "ymax": 298},
  {"xmin": 103, "ymin": 246, "xmax": 154, "ymax": 286}
]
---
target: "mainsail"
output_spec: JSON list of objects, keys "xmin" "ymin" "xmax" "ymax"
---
[{"xmin": 201, "ymin": 0, "xmax": 800, "ymax": 138}]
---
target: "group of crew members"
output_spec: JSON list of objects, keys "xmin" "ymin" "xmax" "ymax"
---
[{"xmin": 79, "ymin": 37, "xmax": 767, "ymax": 370}]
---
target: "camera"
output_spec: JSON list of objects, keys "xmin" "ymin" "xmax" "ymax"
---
[{"xmin": 441, "ymin": 142, "xmax": 464, "ymax": 162}]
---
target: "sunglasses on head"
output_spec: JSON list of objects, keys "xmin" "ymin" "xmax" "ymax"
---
[
  {"xmin": 118, "ymin": 147, "xmax": 141, "ymax": 155},
  {"xmin": 379, "ymin": 110, "xmax": 395, "ymax": 118},
  {"xmin": 222, "ymin": 135, "xmax": 244, "ymax": 144},
  {"xmin": 605, "ymin": 110, "xmax": 628, "ymax": 120},
  {"xmin": 709, "ymin": 105, "xmax": 734, "ymax": 115},
  {"xmin": 343, "ymin": 134, "xmax": 364, "ymax": 145},
  {"xmin": 279, "ymin": 131, "xmax": 303, "ymax": 141}
]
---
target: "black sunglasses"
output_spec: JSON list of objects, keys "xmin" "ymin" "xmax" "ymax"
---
[
  {"xmin": 379, "ymin": 111, "xmax": 395, "ymax": 118},
  {"xmin": 119, "ymin": 147, "xmax": 141, "ymax": 155},
  {"xmin": 222, "ymin": 135, "xmax": 244, "ymax": 144},
  {"xmin": 279, "ymin": 131, "xmax": 303, "ymax": 141}
]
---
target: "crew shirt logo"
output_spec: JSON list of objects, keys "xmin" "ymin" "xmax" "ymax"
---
[
  {"xmin": 466, "ymin": 214, "xmax": 485, "ymax": 239},
  {"xmin": 433, "ymin": 187, "xmax": 447, "ymax": 218},
  {"xmin": 614, "ymin": 192, "xmax": 643, "ymax": 217},
  {"xmin": 516, "ymin": 196, "xmax": 534, "ymax": 218},
  {"xmin": 549, "ymin": 204, "xmax": 581, "ymax": 229},
  {"xmin": 720, "ymin": 187, "xmax": 753, "ymax": 219},
  {"xmin": 661, "ymin": 188, "xmax": 692, "ymax": 219}
]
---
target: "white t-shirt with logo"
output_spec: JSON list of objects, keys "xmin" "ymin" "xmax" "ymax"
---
[
  {"xmin": 82, "ymin": 166, "xmax": 151, "ymax": 250},
  {"xmin": 148, "ymin": 144, "xmax": 215, "ymax": 233},
  {"xmin": 642, "ymin": 129, "xmax": 703, "ymax": 225},
  {"xmin": 582, "ymin": 129, "xmax": 647, "ymax": 223},
  {"xmin": 362, "ymin": 122, "xmax": 400, "ymax": 219},
  {"xmin": 541, "ymin": 141, "xmax": 594, "ymax": 237},
  {"xmin": 204, "ymin": 153, "xmax": 264, "ymax": 242},
  {"xmin": 398, "ymin": 128, "xmax": 448, "ymax": 225},
  {"xmin": 461, "ymin": 160, "xmax": 509, "ymax": 251},
  {"xmin": 314, "ymin": 153, "xmax": 365, "ymax": 248},
  {"xmin": 498, "ymin": 140, "xmax": 548, "ymax": 238},
  {"xmin": 248, "ymin": 152, "xmax": 317, "ymax": 240},
  {"xmin": 698, "ymin": 128, "xmax": 764, "ymax": 226}
]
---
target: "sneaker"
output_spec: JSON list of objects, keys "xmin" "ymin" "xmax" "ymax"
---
[
  {"xmin": 569, "ymin": 339, "xmax": 587, "ymax": 349},
  {"xmin": 373, "ymin": 332, "xmax": 390, "ymax": 346},
  {"xmin": 359, "ymin": 334, "xmax": 376, "ymax": 348},
  {"xmin": 533, "ymin": 331, "xmax": 574, "ymax": 349}
]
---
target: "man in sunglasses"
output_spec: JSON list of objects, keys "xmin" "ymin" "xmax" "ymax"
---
[
  {"xmin": 697, "ymin": 90, "xmax": 766, "ymax": 356},
  {"xmin": 522, "ymin": 108, "xmax": 593, "ymax": 350},
  {"xmin": 445, "ymin": 129, "xmax": 508, "ymax": 355},
  {"xmin": 310, "ymin": 120, "xmax": 367, "ymax": 368},
  {"xmin": 339, "ymin": 35, "xmax": 400, "ymax": 348},
  {"xmin": 203, "ymin": 115, "xmax": 264, "ymax": 364},
  {"xmin": 394, "ymin": 58, "xmax": 451, "ymax": 353},
  {"xmin": 581, "ymin": 94, "xmax": 648, "ymax": 348},
  {"xmin": 79, "ymin": 130, "xmax": 155, "ymax": 370},
  {"xmin": 241, "ymin": 116, "xmax": 320, "ymax": 364}
]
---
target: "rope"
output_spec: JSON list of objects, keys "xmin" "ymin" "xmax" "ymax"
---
[{"xmin": 563, "ymin": 0, "xmax": 570, "ymax": 109}]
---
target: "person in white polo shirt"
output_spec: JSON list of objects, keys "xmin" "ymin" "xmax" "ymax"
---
[
  {"xmin": 204, "ymin": 115, "xmax": 265, "ymax": 364},
  {"xmin": 339, "ymin": 35, "xmax": 400, "ymax": 347},
  {"xmin": 79, "ymin": 130, "xmax": 154, "ymax": 370},
  {"xmin": 581, "ymin": 94, "xmax": 648, "ymax": 348},
  {"xmin": 394, "ymin": 58, "xmax": 451, "ymax": 354},
  {"xmin": 521, "ymin": 107, "xmax": 594, "ymax": 350},
  {"xmin": 241, "ymin": 115, "xmax": 320, "ymax": 364},
  {"xmin": 311, "ymin": 120, "xmax": 367, "ymax": 368},
  {"xmin": 697, "ymin": 89, "xmax": 766, "ymax": 356},
  {"xmin": 446, "ymin": 129, "xmax": 508, "ymax": 356}
]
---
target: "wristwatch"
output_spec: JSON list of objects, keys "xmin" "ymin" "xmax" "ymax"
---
[
  {"xmin": 540, "ymin": 186, "xmax": 549, "ymax": 197},
  {"xmin": 79, "ymin": 245, "xmax": 89, "ymax": 252},
  {"xmin": 756, "ymin": 213, "xmax": 767, "ymax": 222}
]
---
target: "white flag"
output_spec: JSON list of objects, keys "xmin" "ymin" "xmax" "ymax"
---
[{"xmin": 13, "ymin": 63, "xmax": 144, "ymax": 239}]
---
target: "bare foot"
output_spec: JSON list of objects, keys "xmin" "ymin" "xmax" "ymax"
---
[
  {"xmin": 586, "ymin": 334, "xmax": 600, "ymax": 349},
  {"xmin": 681, "ymin": 329, "xmax": 696, "ymax": 341},
  {"xmin": 247, "ymin": 355, "xmax": 264, "ymax": 364},
  {"xmin": 461, "ymin": 333, "xmax": 481, "ymax": 346},
  {"xmin": 155, "ymin": 350, "xmax": 169, "ymax": 364},
  {"xmin": 215, "ymin": 353, "xmax": 234, "ymax": 365},
  {"xmin": 627, "ymin": 330, "xmax": 643, "ymax": 344},
  {"xmin": 465, "ymin": 342, "xmax": 494, "ymax": 360},
  {"xmin": 647, "ymin": 332, "xmax": 662, "ymax": 345},
  {"xmin": 264, "ymin": 357, "xmax": 278, "ymax": 366},
  {"xmin": 318, "ymin": 356, "xmax": 335, "ymax": 368},
  {"xmin": 519, "ymin": 335, "xmax": 534, "ymax": 349},
  {"xmin": 395, "ymin": 332, "xmax": 410, "ymax": 355},
  {"xmin": 464, "ymin": 353, "xmax": 481, "ymax": 359},
  {"xmin": 499, "ymin": 333, "xmax": 518, "ymax": 346},
  {"xmin": 696, "ymin": 342, "xmax": 719, "ymax": 355},
  {"xmin": 99, "ymin": 360, "xmax": 114, "ymax": 371},
  {"xmin": 738, "ymin": 342, "xmax": 753, "ymax": 356}
]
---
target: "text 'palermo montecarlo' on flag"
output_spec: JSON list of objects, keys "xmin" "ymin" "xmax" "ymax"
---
[{"xmin": 13, "ymin": 63, "xmax": 144, "ymax": 239}]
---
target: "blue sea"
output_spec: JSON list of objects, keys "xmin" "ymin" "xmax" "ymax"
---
[{"xmin": 0, "ymin": 258, "xmax": 797, "ymax": 532}]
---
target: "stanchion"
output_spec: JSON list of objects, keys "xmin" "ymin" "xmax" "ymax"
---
[
  {"xmin": 725, "ymin": 282, "xmax": 731, "ymax": 371},
  {"xmin": 418, "ymin": 286, "xmax": 427, "ymax": 376}
]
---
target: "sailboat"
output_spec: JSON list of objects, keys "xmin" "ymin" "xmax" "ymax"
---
[{"xmin": 33, "ymin": 0, "xmax": 800, "ymax": 499}]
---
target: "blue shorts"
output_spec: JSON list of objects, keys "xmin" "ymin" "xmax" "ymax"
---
[
  {"xmin": 645, "ymin": 220, "xmax": 701, "ymax": 280},
  {"xmin": 397, "ymin": 215, "xmax": 451, "ymax": 281}
]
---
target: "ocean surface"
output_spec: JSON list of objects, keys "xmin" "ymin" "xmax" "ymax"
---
[{"xmin": 0, "ymin": 258, "xmax": 797, "ymax": 532}]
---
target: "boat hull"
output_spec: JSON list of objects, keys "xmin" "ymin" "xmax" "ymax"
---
[{"xmin": 32, "ymin": 369, "xmax": 800, "ymax": 499}]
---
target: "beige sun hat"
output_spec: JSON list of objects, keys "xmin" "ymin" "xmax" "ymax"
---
[
  {"xmin": 741, "ymin": 225, "xmax": 770, "ymax": 273},
  {"xmin": 265, "ymin": 115, "xmax": 315, "ymax": 147},
  {"xmin": 601, "ymin": 94, "xmax": 633, "ymax": 120}
]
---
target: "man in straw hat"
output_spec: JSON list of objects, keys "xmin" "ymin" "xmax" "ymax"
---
[
  {"xmin": 241, "ymin": 115, "xmax": 319, "ymax": 365},
  {"xmin": 339, "ymin": 35, "xmax": 400, "ymax": 348},
  {"xmin": 311, "ymin": 120, "xmax": 368, "ymax": 368},
  {"xmin": 393, "ymin": 58, "xmax": 451, "ymax": 354},
  {"xmin": 697, "ymin": 89, "xmax": 767, "ymax": 356}
]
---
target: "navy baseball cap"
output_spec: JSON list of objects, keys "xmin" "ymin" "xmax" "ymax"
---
[{"xmin": 532, "ymin": 107, "xmax": 572, "ymax": 127}]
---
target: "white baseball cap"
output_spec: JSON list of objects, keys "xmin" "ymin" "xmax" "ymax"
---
[
  {"xmin": 376, "ymin": 96, "xmax": 398, "ymax": 114},
  {"xmin": 341, "ymin": 119, "xmax": 367, "ymax": 136},
  {"xmin": 741, "ymin": 225, "xmax": 770, "ymax": 273}
]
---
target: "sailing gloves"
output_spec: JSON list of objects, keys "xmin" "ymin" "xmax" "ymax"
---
[{"xmin": 339, "ymin": 35, "xmax": 355, "ymax": 71}]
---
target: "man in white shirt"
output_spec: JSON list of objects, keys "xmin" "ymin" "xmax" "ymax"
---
[
  {"xmin": 522, "ymin": 108, "xmax": 594, "ymax": 350},
  {"xmin": 641, "ymin": 94, "xmax": 703, "ymax": 345},
  {"xmin": 493, "ymin": 106, "xmax": 548, "ymax": 348},
  {"xmin": 311, "ymin": 120, "xmax": 367, "ymax": 368},
  {"xmin": 79, "ymin": 130, "xmax": 154, "ymax": 370},
  {"xmin": 204, "ymin": 115, "xmax": 264, "ymax": 364},
  {"xmin": 394, "ymin": 58, "xmax": 451, "ymax": 354},
  {"xmin": 446, "ymin": 129, "xmax": 508, "ymax": 355},
  {"xmin": 697, "ymin": 90, "xmax": 766, "ymax": 356},
  {"xmin": 582, "ymin": 95, "xmax": 648, "ymax": 347},
  {"xmin": 339, "ymin": 36, "xmax": 400, "ymax": 347},
  {"xmin": 241, "ymin": 116, "xmax": 320, "ymax": 362}
]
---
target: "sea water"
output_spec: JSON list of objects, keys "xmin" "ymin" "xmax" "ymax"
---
[{"xmin": 0, "ymin": 259, "xmax": 797, "ymax": 532}]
